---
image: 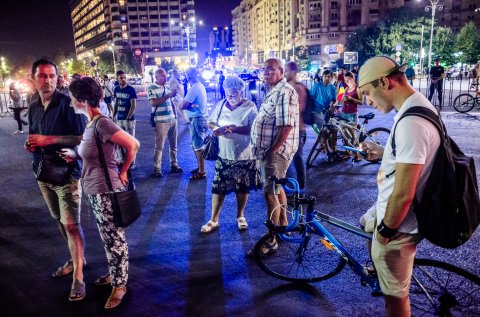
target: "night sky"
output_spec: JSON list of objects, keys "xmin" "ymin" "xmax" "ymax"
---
[{"xmin": 0, "ymin": 0, "xmax": 241, "ymax": 67}]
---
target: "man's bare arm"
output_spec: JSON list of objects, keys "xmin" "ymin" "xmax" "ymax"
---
[
  {"xmin": 383, "ymin": 162, "xmax": 424, "ymax": 229},
  {"xmin": 127, "ymin": 99, "xmax": 136, "ymax": 120}
]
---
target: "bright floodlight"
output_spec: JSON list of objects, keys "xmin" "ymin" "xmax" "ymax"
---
[{"xmin": 201, "ymin": 70, "xmax": 215, "ymax": 81}]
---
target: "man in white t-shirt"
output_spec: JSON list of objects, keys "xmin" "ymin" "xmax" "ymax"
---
[
  {"xmin": 358, "ymin": 56, "xmax": 440, "ymax": 317},
  {"xmin": 180, "ymin": 67, "xmax": 209, "ymax": 180}
]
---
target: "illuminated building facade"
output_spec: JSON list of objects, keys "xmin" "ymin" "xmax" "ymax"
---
[
  {"xmin": 69, "ymin": 0, "xmax": 198, "ymax": 66},
  {"xmin": 232, "ymin": 0, "xmax": 480, "ymax": 68}
]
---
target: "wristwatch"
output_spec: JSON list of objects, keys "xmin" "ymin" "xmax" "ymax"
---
[{"xmin": 376, "ymin": 220, "xmax": 398, "ymax": 239}]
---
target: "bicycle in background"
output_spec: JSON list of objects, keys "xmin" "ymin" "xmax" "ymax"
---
[
  {"xmin": 252, "ymin": 177, "xmax": 480, "ymax": 316},
  {"xmin": 306, "ymin": 111, "xmax": 390, "ymax": 168},
  {"xmin": 453, "ymin": 83, "xmax": 480, "ymax": 113}
]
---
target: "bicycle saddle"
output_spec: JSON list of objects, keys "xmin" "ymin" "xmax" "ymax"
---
[{"xmin": 359, "ymin": 113, "xmax": 375, "ymax": 120}]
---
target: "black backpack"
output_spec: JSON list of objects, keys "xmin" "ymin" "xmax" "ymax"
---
[{"xmin": 391, "ymin": 106, "xmax": 480, "ymax": 248}]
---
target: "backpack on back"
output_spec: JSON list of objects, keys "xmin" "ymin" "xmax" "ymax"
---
[{"xmin": 392, "ymin": 106, "xmax": 480, "ymax": 248}]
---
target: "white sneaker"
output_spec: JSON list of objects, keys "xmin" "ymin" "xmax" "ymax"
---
[{"xmin": 13, "ymin": 130, "xmax": 24, "ymax": 134}]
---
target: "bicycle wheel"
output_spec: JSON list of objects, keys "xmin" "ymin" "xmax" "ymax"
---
[
  {"xmin": 253, "ymin": 230, "xmax": 347, "ymax": 283},
  {"xmin": 306, "ymin": 133, "xmax": 325, "ymax": 168},
  {"xmin": 410, "ymin": 258, "xmax": 480, "ymax": 317},
  {"xmin": 453, "ymin": 94, "xmax": 475, "ymax": 113},
  {"xmin": 358, "ymin": 127, "xmax": 390, "ymax": 162}
]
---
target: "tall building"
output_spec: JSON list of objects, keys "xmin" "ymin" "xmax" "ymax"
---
[
  {"xmin": 69, "ymin": 0, "xmax": 199, "ymax": 67},
  {"xmin": 209, "ymin": 26, "xmax": 234, "ymax": 56},
  {"xmin": 232, "ymin": 0, "xmax": 480, "ymax": 68}
]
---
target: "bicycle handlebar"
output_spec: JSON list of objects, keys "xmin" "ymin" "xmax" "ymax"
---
[{"xmin": 270, "ymin": 176, "xmax": 300, "ymax": 193}]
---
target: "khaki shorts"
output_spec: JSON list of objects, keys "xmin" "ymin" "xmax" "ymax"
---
[
  {"xmin": 371, "ymin": 228, "xmax": 421, "ymax": 298},
  {"xmin": 259, "ymin": 152, "xmax": 290, "ymax": 194},
  {"xmin": 38, "ymin": 177, "xmax": 81, "ymax": 225}
]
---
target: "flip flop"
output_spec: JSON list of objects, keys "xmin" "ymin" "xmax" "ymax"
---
[
  {"xmin": 68, "ymin": 280, "xmax": 86, "ymax": 302},
  {"xmin": 189, "ymin": 172, "xmax": 206, "ymax": 180},
  {"xmin": 52, "ymin": 260, "xmax": 73, "ymax": 277},
  {"xmin": 52, "ymin": 259, "xmax": 87, "ymax": 278},
  {"xmin": 237, "ymin": 217, "xmax": 248, "ymax": 230},
  {"xmin": 105, "ymin": 286, "xmax": 127, "ymax": 309},
  {"xmin": 94, "ymin": 273, "xmax": 112, "ymax": 286},
  {"xmin": 200, "ymin": 220, "xmax": 219, "ymax": 233}
]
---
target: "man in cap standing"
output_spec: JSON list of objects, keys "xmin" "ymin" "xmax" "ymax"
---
[{"xmin": 358, "ymin": 56, "xmax": 440, "ymax": 316}]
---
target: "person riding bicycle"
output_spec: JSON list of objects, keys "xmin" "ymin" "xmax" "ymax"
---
[
  {"xmin": 310, "ymin": 69, "xmax": 348, "ymax": 162},
  {"xmin": 358, "ymin": 56, "xmax": 440, "ymax": 317}
]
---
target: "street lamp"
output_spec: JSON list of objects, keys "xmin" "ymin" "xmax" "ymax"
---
[
  {"xmin": 108, "ymin": 45, "xmax": 117, "ymax": 75},
  {"xmin": 418, "ymin": 0, "xmax": 443, "ymax": 72},
  {"xmin": 171, "ymin": 16, "xmax": 203, "ymax": 66}
]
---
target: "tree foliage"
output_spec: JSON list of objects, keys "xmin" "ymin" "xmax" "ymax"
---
[
  {"xmin": 295, "ymin": 46, "xmax": 311, "ymax": 71},
  {"xmin": 455, "ymin": 22, "xmax": 480, "ymax": 64},
  {"xmin": 433, "ymin": 27, "xmax": 456, "ymax": 66}
]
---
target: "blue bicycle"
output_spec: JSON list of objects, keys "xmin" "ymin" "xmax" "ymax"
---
[{"xmin": 253, "ymin": 177, "xmax": 480, "ymax": 316}]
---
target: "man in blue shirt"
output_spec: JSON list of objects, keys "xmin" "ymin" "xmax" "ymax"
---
[
  {"xmin": 113, "ymin": 70, "xmax": 137, "ymax": 138},
  {"xmin": 310, "ymin": 69, "xmax": 346, "ymax": 162},
  {"xmin": 310, "ymin": 69, "xmax": 336, "ymax": 130}
]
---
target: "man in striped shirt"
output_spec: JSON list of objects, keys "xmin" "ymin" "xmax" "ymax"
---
[
  {"xmin": 147, "ymin": 68, "xmax": 183, "ymax": 177},
  {"xmin": 251, "ymin": 58, "xmax": 299, "ymax": 253}
]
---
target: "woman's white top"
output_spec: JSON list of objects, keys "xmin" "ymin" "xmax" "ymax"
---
[{"xmin": 208, "ymin": 99, "xmax": 258, "ymax": 161}]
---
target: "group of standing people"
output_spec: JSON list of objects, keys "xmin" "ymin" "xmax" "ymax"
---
[{"xmin": 22, "ymin": 53, "xmax": 441, "ymax": 317}]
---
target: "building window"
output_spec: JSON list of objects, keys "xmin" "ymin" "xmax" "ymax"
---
[{"xmin": 329, "ymin": 33, "xmax": 339, "ymax": 38}]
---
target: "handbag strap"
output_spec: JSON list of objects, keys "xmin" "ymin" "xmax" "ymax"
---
[
  {"xmin": 216, "ymin": 99, "xmax": 227, "ymax": 125},
  {"xmin": 152, "ymin": 89, "xmax": 166, "ymax": 118},
  {"xmin": 94, "ymin": 116, "xmax": 115, "ymax": 192}
]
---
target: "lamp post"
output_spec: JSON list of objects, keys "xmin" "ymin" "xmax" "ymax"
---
[
  {"xmin": 108, "ymin": 45, "xmax": 117, "ymax": 75},
  {"xmin": 419, "ymin": 0, "xmax": 443, "ymax": 72},
  {"xmin": 171, "ymin": 16, "xmax": 202, "ymax": 66}
]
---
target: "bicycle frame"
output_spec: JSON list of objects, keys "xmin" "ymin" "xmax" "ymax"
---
[{"xmin": 271, "ymin": 178, "xmax": 382, "ymax": 295}]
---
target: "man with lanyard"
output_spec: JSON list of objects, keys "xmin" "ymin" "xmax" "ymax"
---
[
  {"xmin": 310, "ymin": 69, "xmax": 346, "ymax": 162},
  {"xmin": 250, "ymin": 57, "xmax": 299, "ymax": 254},
  {"xmin": 113, "ymin": 70, "xmax": 137, "ymax": 137},
  {"xmin": 427, "ymin": 58, "xmax": 445, "ymax": 108},
  {"xmin": 147, "ymin": 67, "xmax": 183, "ymax": 177},
  {"xmin": 25, "ymin": 58, "xmax": 87, "ymax": 301},
  {"xmin": 358, "ymin": 56, "xmax": 440, "ymax": 317},
  {"xmin": 180, "ymin": 67, "xmax": 209, "ymax": 180}
]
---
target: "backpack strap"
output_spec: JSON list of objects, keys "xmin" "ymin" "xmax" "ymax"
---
[{"xmin": 391, "ymin": 106, "xmax": 445, "ymax": 157}]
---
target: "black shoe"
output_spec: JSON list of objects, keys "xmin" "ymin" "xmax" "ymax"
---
[
  {"xmin": 153, "ymin": 170, "xmax": 163, "ymax": 177},
  {"xmin": 170, "ymin": 165, "xmax": 183, "ymax": 173}
]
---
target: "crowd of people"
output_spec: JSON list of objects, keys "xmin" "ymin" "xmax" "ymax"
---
[{"xmin": 22, "ymin": 55, "xmax": 443, "ymax": 316}]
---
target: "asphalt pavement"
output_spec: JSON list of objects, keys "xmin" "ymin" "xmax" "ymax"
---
[{"xmin": 0, "ymin": 97, "xmax": 479, "ymax": 317}]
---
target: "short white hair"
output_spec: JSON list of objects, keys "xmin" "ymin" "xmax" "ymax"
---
[
  {"xmin": 223, "ymin": 74, "xmax": 245, "ymax": 92},
  {"xmin": 265, "ymin": 57, "xmax": 284, "ymax": 72}
]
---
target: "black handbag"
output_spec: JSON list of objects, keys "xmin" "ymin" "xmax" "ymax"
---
[
  {"xmin": 94, "ymin": 117, "xmax": 141, "ymax": 227},
  {"xmin": 202, "ymin": 100, "xmax": 226, "ymax": 161},
  {"xmin": 35, "ymin": 152, "xmax": 73, "ymax": 186}
]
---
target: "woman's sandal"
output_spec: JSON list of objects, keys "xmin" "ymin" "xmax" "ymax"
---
[
  {"xmin": 237, "ymin": 217, "xmax": 248, "ymax": 230},
  {"xmin": 68, "ymin": 280, "xmax": 86, "ymax": 302},
  {"xmin": 52, "ymin": 258, "xmax": 87, "ymax": 278},
  {"xmin": 200, "ymin": 220, "xmax": 219, "ymax": 233},
  {"xmin": 94, "ymin": 273, "xmax": 112, "ymax": 286},
  {"xmin": 104, "ymin": 286, "xmax": 127, "ymax": 309},
  {"xmin": 189, "ymin": 171, "xmax": 206, "ymax": 180}
]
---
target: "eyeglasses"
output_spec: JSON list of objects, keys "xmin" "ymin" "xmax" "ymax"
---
[{"xmin": 226, "ymin": 92, "xmax": 240, "ymax": 98}]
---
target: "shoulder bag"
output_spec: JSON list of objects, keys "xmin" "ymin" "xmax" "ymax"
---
[
  {"xmin": 203, "ymin": 100, "xmax": 227, "ymax": 161},
  {"xmin": 34, "ymin": 104, "xmax": 74, "ymax": 186},
  {"xmin": 94, "ymin": 117, "xmax": 141, "ymax": 227}
]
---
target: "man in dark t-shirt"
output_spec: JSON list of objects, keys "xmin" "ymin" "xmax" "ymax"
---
[
  {"xmin": 428, "ymin": 58, "xmax": 445, "ymax": 107},
  {"xmin": 113, "ymin": 70, "xmax": 137, "ymax": 138}
]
